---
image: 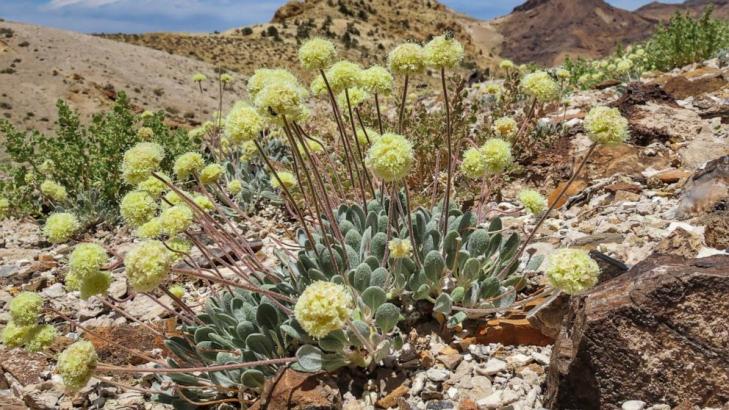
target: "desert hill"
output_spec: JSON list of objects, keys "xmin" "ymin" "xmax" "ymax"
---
[
  {"xmin": 637, "ymin": 0, "xmax": 729, "ymax": 21},
  {"xmin": 493, "ymin": 0, "xmax": 655, "ymax": 65},
  {"xmin": 100, "ymin": 0, "xmax": 501, "ymax": 80},
  {"xmin": 0, "ymin": 21, "xmax": 245, "ymax": 133}
]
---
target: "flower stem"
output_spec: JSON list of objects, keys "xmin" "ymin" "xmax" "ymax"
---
[{"xmin": 440, "ymin": 67, "xmax": 453, "ymax": 244}]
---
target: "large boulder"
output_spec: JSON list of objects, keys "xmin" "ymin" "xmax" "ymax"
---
[{"xmin": 546, "ymin": 254, "xmax": 729, "ymax": 409}]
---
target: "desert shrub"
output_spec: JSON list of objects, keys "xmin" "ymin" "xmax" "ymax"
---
[
  {"xmin": 564, "ymin": 8, "xmax": 729, "ymax": 89},
  {"xmin": 0, "ymin": 92, "xmax": 196, "ymax": 224}
]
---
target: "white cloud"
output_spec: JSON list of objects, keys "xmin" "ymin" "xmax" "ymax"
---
[{"xmin": 46, "ymin": 0, "xmax": 123, "ymax": 9}]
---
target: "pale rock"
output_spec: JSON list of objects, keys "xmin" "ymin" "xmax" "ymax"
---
[
  {"xmin": 426, "ymin": 368, "xmax": 450, "ymax": 383},
  {"xmin": 477, "ymin": 358, "xmax": 507, "ymax": 376},
  {"xmin": 622, "ymin": 400, "xmax": 646, "ymax": 410},
  {"xmin": 476, "ymin": 391, "xmax": 503, "ymax": 409},
  {"xmin": 508, "ymin": 353, "xmax": 533, "ymax": 367}
]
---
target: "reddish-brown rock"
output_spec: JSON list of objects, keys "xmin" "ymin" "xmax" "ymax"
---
[
  {"xmin": 546, "ymin": 254, "xmax": 729, "ymax": 409},
  {"xmin": 252, "ymin": 368, "xmax": 342, "ymax": 410}
]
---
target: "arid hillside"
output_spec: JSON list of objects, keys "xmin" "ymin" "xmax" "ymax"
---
[
  {"xmin": 0, "ymin": 21, "xmax": 246, "ymax": 133},
  {"xmin": 493, "ymin": 0, "xmax": 656, "ymax": 65},
  {"xmin": 637, "ymin": 0, "xmax": 729, "ymax": 21}
]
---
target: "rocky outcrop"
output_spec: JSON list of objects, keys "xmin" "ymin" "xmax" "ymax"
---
[
  {"xmin": 545, "ymin": 254, "xmax": 729, "ymax": 409},
  {"xmin": 677, "ymin": 155, "xmax": 729, "ymax": 218}
]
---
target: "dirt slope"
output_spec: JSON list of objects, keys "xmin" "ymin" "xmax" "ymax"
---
[{"xmin": 0, "ymin": 21, "xmax": 246, "ymax": 133}]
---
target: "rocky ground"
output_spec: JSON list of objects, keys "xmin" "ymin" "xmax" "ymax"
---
[{"xmin": 1, "ymin": 59, "xmax": 729, "ymax": 409}]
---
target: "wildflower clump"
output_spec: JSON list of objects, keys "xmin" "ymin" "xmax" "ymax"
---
[
  {"xmin": 124, "ymin": 240, "xmax": 173, "ymax": 292},
  {"xmin": 365, "ymin": 133, "xmax": 414, "ymax": 182},
  {"xmin": 270, "ymin": 171, "xmax": 297, "ymax": 190},
  {"xmin": 545, "ymin": 249, "xmax": 600, "ymax": 295},
  {"xmin": 120, "ymin": 190, "xmax": 157, "ymax": 227},
  {"xmin": 121, "ymin": 142, "xmax": 165, "ymax": 185},
  {"xmin": 9, "ymin": 291, "xmax": 43, "ymax": 326},
  {"xmin": 224, "ymin": 102, "xmax": 264, "ymax": 144},
  {"xmin": 460, "ymin": 148, "xmax": 487, "ymax": 179},
  {"xmin": 584, "ymin": 106, "xmax": 629, "ymax": 146},
  {"xmin": 518, "ymin": 189, "xmax": 547, "ymax": 214},
  {"xmin": 40, "ymin": 180, "xmax": 68, "ymax": 202},
  {"xmin": 57, "ymin": 340, "xmax": 98, "ymax": 392},
  {"xmin": 200, "ymin": 163, "xmax": 224, "ymax": 185},
  {"xmin": 294, "ymin": 281, "xmax": 353, "ymax": 338},
  {"xmin": 493, "ymin": 117, "xmax": 518, "ymax": 139},
  {"xmin": 298, "ymin": 38, "xmax": 336, "ymax": 70},
  {"xmin": 480, "ymin": 138, "xmax": 512, "ymax": 174},
  {"xmin": 173, "ymin": 152, "xmax": 205, "ymax": 180},
  {"xmin": 388, "ymin": 43, "xmax": 426, "ymax": 75},
  {"xmin": 326, "ymin": 61, "xmax": 362, "ymax": 92},
  {"xmin": 360, "ymin": 65, "xmax": 393, "ymax": 95},
  {"xmin": 521, "ymin": 71, "xmax": 560, "ymax": 102},
  {"xmin": 424, "ymin": 35, "xmax": 464, "ymax": 69},
  {"xmin": 159, "ymin": 205, "xmax": 193, "ymax": 236},
  {"xmin": 388, "ymin": 238, "xmax": 412, "ymax": 259},
  {"xmin": 43, "ymin": 212, "xmax": 80, "ymax": 244}
]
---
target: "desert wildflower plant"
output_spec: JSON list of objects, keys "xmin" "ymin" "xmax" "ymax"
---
[{"xmin": 1, "ymin": 33, "xmax": 642, "ymax": 406}]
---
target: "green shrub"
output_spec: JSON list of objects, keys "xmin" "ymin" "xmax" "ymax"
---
[{"xmin": 0, "ymin": 92, "xmax": 197, "ymax": 224}]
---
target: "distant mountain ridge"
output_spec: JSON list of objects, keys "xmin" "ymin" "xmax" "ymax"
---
[{"xmin": 636, "ymin": 0, "xmax": 729, "ymax": 21}]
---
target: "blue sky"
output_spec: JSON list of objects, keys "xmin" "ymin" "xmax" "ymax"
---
[{"xmin": 0, "ymin": 0, "xmax": 686, "ymax": 34}]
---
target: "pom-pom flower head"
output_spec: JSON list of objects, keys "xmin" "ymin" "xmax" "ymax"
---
[
  {"xmin": 298, "ymin": 38, "xmax": 336, "ymax": 70},
  {"xmin": 521, "ymin": 71, "xmax": 560, "ymax": 102},
  {"xmin": 135, "ymin": 217, "xmax": 163, "ymax": 239},
  {"xmin": 493, "ymin": 117, "xmax": 518, "ymax": 139},
  {"xmin": 199, "ymin": 163, "xmax": 224, "ymax": 185},
  {"xmin": 225, "ymin": 102, "xmax": 264, "ymax": 144},
  {"xmin": 136, "ymin": 126, "xmax": 154, "ymax": 140},
  {"xmin": 44, "ymin": 212, "xmax": 80, "ymax": 244},
  {"xmin": 460, "ymin": 147, "xmax": 487, "ymax": 179},
  {"xmin": 192, "ymin": 73, "xmax": 207, "ymax": 82},
  {"xmin": 9, "ymin": 291, "xmax": 42, "ymax": 326},
  {"xmin": 79, "ymin": 270, "xmax": 112, "ymax": 300},
  {"xmin": 227, "ymin": 180, "xmax": 242, "ymax": 196},
  {"xmin": 40, "ymin": 180, "xmax": 68, "ymax": 202},
  {"xmin": 1, "ymin": 321, "xmax": 33, "ymax": 348},
  {"xmin": 424, "ymin": 35, "xmax": 464, "ymax": 69},
  {"xmin": 545, "ymin": 249, "xmax": 600, "ymax": 295},
  {"xmin": 0, "ymin": 197, "xmax": 9, "ymax": 219},
  {"xmin": 240, "ymin": 140, "xmax": 258, "ymax": 162},
  {"xmin": 193, "ymin": 195, "xmax": 214, "ymax": 211},
  {"xmin": 247, "ymin": 68, "xmax": 298, "ymax": 100},
  {"xmin": 169, "ymin": 284, "xmax": 186, "ymax": 299},
  {"xmin": 359, "ymin": 65, "xmax": 393, "ymax": 95},
  {"xmin": 137, "ymin": 174, "xmax": 168, "ymax": 199},
  {"xmin": 124, "ymin": 240, "xmax": 173, "ymax": 292},
  {"xmin": 173, "ymin": 152, "xmax": 205, "ymax": 180},
  {"xmin": 68, "ymin": 243, "xmax": 108, "ymax": 281},
  {"xmin": 480, "ymin": 138, "xmax": 513, "ymax": 174},
  {"xmin": 294, "ymin": 281, "xmax": 353, "ymax": 338},
  {"xmin": 388, "ymin": 238, "xmax": 412, "ymax": 259},
  {"xmin": 518, "ymin": 189, "xmax": 547, "ymax": 214},
  {"xmin": 159, "ymin": 205, "xmax": 194, "ymax": 236},
  {"xmin": 326, "ymin": 61, "xmax": 362, "ymax": 92},
  {"xmin": 270, "ymin": 171, "xmax": 297, "ymax": 190},
  {"xmin": 356, "ymin": 128, "xmax": 380, "ymax": 145},
  {"xmin": 122, "ymin": 142, "xmax": 165, "ymax": 185},
  {"xmin": 337, "ymin": 87, "xmax": 370, "ymax": 109},
  {"xmin": 365, "ymin": 133, "xmax": 414, "ymax": 182},
  {"xmin": 480, "ymin": 82, "xmax": 502, "ymax": 98},
  {"xmin": 120, "ymin": 190, "xmax": 157, "ymax": 227},
  {"xmin": 499, "ymin": 59, "xmax": 515, "ymax": 70},
  {"xmin": 310, "ymin": 76, "xmax": 328, "ymax": 97},
  {"xmin": 25, "ymin": 324, "xmax": 57, "ymax": 352},
  {"xmin": 57, "ymin": 340, "xmax": 98, "ymax": 392},
  {"xmin": 584, "ymin": 106, "xmax": 629, "ymax": 146},
  {"xmin": 254, "ymin": 80, "xmax": 307, "ymax": 121},
  {"xmin": 388, "ymin": 43, "xmax": 425, "ymax": 75},
  {"xmin": 220, "ymin": 73, "xmax": 233, "ymax": 84}
]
